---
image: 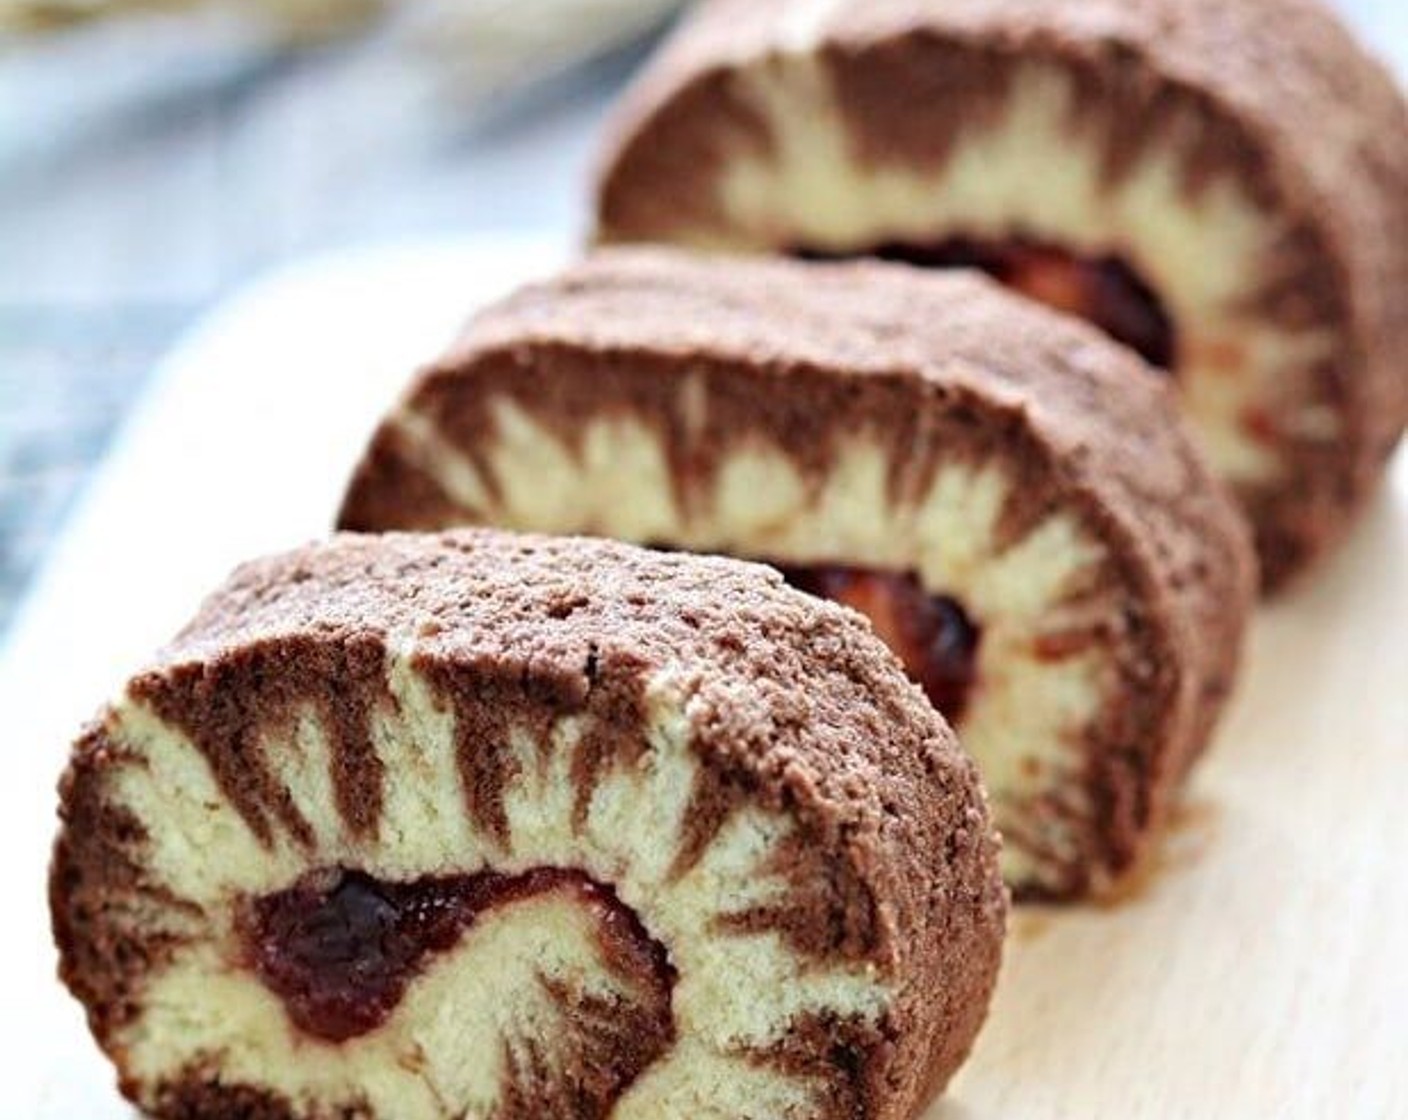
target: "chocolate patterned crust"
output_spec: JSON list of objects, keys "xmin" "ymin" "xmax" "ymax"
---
[
  {"xmin": 594, "ymin": 0, "xmax": 1408, "ymax": 590},
  {"xmin": 51, "ymin": 530, "xmax": 1005, "ymax": 1120},
  {"xmin": 338, "ymin": 249, "xmax": 1257, "ymax": 898}
]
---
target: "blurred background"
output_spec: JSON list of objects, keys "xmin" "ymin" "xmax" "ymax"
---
[
  {"xmin": 0, "ymin": 0, "xmax": 684, "ymax": 632},
  {"xmin": 0, "ymin": 0, "xmax": 1403, "ymax": 636}
]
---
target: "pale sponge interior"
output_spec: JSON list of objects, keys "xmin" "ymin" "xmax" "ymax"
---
[
  {"xmin": 641, "ymin": 51, "xmax": 1341, "ymax": 485},
  {"xmin": 387, "ymin": 399, "xmax": 1118, "ymax": 890},
  {"xmin": 101, "ymin": 661, "xmax": 890, "ymax": 1119}
]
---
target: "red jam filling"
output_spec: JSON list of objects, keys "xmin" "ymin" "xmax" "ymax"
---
[
  {"xmin": 778, "ymin": 565, "xmax": 982, "ymax": 724},
  {"xmin": 799, "ymin": 236, "xmax": 1177, "ymax": 370},
  {"xmin": 242, "ymin": 867, "xmax": 675, "ymax": 1043}
]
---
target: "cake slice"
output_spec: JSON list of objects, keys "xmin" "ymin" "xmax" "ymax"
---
[
  {"xmin": 51, "ymin": 530, "xmax": 1005, "ymax": 1120},
  {"xmin": 594, "ymin": 0, "xmax": 1408, "ymax": 589},
  {"xmin": 339, "ymin": 249, "xmax": 1256, "ymax": 899}
]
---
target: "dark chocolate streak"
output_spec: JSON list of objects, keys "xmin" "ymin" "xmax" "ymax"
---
[
  {"xmin": 413, "ymin": 654, "xmax": 653, "ymax": 855},
  {"xmin": 130, "ymin": 638, "xmax": 388, "ymax": 849}
]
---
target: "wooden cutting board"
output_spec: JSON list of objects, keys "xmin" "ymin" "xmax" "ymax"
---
[{"xmin": 3, "ymin": 237, "xmax": 1403, "ymax": 1119}]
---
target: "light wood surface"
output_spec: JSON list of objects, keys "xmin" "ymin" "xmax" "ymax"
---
[{"xmin": 1, "ymin": 239, "xmax": 1403, "ymax": 1119}]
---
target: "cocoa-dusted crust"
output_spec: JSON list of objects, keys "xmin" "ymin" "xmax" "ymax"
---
[
  {"xmin": 594, "ymin": 0, "xmax": 1408, "ymax": 590},
  {"xmin": 339, "ymin": 249, "xmax": 1257, "ymax": 896},
  {"xmin": 52, "ymin": 529, "xmax": 1006, "ymax": 1120}
]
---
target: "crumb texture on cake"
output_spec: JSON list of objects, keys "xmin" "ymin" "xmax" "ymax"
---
[
  {"xmin": 339, "ymin": 250, "xmax": 1255, "ymax": 897},
  {"xmin": 594, "ymin": 0, "xmax": 1408, "ymax": 587},
  {"xmin": 52, "ymin": 530, "xmax": 1005, "ymax": 1120}
]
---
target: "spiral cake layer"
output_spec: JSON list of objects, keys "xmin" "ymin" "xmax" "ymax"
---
[
  {"xmin": 339, "ymin": 250, "xmax": 1255, "ymax": 897},
  {"xmin": 51, "ymin": 530, "xmax": 1005, "ymax": 1120},
  {"xmin": 595, "ymin": 0, "xmax": 1408, "ymax": 588}
]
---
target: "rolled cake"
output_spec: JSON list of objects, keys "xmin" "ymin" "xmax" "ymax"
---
[
  {"xmin": 594, "ymin": 0, "xmax": 1408, "ymax": 589},
  {"xmin": 338, "ymin": 249, "xmax": 1256, "ymax": 899},
  {"xmin": 51, "ymin": 530, "xmax": 1005, "ymax": 1120}
]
